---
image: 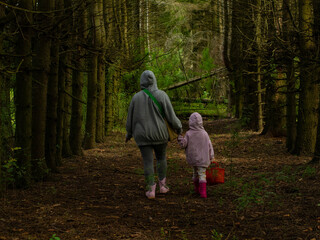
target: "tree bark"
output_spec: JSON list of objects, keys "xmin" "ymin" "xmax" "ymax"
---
[
  {"xmin": 56, "ymin": 0, "xmax": 73, "ymax": 163},
  {"xmin": 262, "ymin": 1, "xmax": 287, "ymax": 137},
  {"xmin": 311, "ymin": 0, "xmax": 320, "ymax": 163},
  {"xmin": 230, "ymin": 0, "xmax": 245, "ymax": 119},
  {"xmin": 106, "ymin": 69, "xmax": 115, "ymax": 134},
  {"xmin": 222, "ymin": 0, "xmax": 233, "ymax": 117},
  {"xmin": 294, "ymin": 0, "xmax": 319, "ymax": 155},
  {"xmin": 31, "ymin": 0, "xmax": 54, "ymax": 179},
  {"xmin": 14, "ymin": 0, "xmax": 33, "ymax": 185},
  {"xmin": 61, "ymin": 53, "xmax": 73, "ymax": 157},
  {"xmin": 59, "ymin": 0, "xmax": 74, "ymax": 158},
  {"xmin": 0, "ymin": 4, "xmax": 4, "ymax": 189},
  {"xmin": 96, "ymin": 0, "xmax": 106, "ymax": 143},
  {"xmin": 70, "ymin": 2, "xmax": 87, "ymax": 156},
  {"xmin": 255, "ymin": 0, "xmax": 264, "ymax": 132},
  {"xmin": 283, "ymin": 0, "xmax": 297, "ymax": 151},
  {"xmin": 83, "ymin": 1, "xmax": 99, "ymax": 149},
  {"xmin": 105, "ymin": 1, "xmax": 116, "ymax": 135},
  {"xmin": 46, "ymin": 0, "xmax": 63, "ymax": 172}
]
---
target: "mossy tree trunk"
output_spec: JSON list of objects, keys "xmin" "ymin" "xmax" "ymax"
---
[
  {"xmin": 256, "ymin": 0, "xmax": 264, "ymax": 132},
  {"xmin": 311, "ymin": 0, "xmax": 320, "ymax": 163},
  {"xmin": 1, "ymin": 5, "xmax": 14, "ymax": 166},
  {"xmin": 294, "ymin": 0, "xmax": 319, "ymax": 155},
  {"xmin": 106, "ymin": 70, "xmax": 115, "ymax": 135},
  {"xmin": 105, "ymin": 0, "xmax": 117, "ymax": 135},
  {"xmin": 83, "ymin": 1, "xmax": 99, "ymax": 149},
  {"xmin": 61, "ymin": 50, "xmax": 73, "ymax": 158},
  {"xmin": 70, "ymin": 2, "xmax": 87, "ymax": 155},
  {"xmin": 96, "ymin": 0, "xmax": 106, "ymax": 143},
  {"xmin": 262, "ymin": 1, "xmax": 287, "ymax": 137},
  {"xmin": 0, "ymin": 4, "xmax": 4, "ymax": 189},
  {"xmin": 31, "ymin": 0, "xmax": 53, "ymax": 179},
  {"xmin": 222, "ymin": 0, "xmax": 233, "ymax": 117}
]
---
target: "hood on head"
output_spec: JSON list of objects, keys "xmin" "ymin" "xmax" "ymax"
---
[
  {"xmin": 140, "ymin": 70, "xmax": 158, "ymax": 91},
  {"xmin": 189, "ymin": 112, "xmax": 204, "ymax": 130}
]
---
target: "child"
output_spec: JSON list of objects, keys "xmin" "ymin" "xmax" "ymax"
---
[{"xmin": 178, "ymin": 112, "xmax": 214, "ymax": 198}]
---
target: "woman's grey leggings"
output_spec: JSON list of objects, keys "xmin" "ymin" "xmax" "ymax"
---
[{"xmin": 139, "ymin": 143, "xmax": 167, "ymax": 187}]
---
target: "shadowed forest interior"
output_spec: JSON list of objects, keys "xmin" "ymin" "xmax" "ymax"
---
[{"xmin": 0, "ymin": 0, "xmax": 320, "ymax": 239}]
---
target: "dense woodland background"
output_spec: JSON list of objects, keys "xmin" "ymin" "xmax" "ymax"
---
[{"xmin": 0, "ymin": 0, "xmax": 319, "ymax": 191}]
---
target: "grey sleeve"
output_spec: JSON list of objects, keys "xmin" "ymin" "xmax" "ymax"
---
[{"xmin": 162, "ymin": 93, "xmax": 182, "ymax": 133}]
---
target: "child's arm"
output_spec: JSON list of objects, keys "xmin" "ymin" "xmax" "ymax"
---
[{"xmin": 208, "ymin": 135, "xmax": 214, "ymax": 160}]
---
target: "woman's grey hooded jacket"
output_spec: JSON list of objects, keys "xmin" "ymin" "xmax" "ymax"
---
[{"xmin": 126, "ymin": 70, "xmax": 182, "ymax": 146}]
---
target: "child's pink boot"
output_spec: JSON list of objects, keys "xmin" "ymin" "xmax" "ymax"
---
[
  {"xmin": 199, "ymin": 181, "xmax": 207, "ymax": 198},
  {"xmin": 146, "ymin": 183, "xmax": 156, "ymax": 199},
  {"xmin": 193, "ymin": 178, "xmax": 199, "ymax": 194},
  {"xmin": 159, "ymin": 178, "xmax": 169, "ymax": 194}
]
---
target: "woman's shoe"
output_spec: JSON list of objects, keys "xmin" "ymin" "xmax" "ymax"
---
[
  {"xmin": 146, "ymin": 183, "xmax": 156, "ymax": 199},
  {"xmin": 159, "ymin": 178, "xmax": 169, "ymax": 194}
]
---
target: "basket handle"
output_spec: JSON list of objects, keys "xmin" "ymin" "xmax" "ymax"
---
[{"xmin": 210, "ymin": 161, "xmax": 219, "ymax": 168}]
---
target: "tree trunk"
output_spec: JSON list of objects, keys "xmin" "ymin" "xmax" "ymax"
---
[
  {"xmin": 56, "ymin": 0, "xmax": 72, "ymax": 163},
  {"xmin": 59, "ymin": 0, "xmax": 74, "ymax": 158},
  {"xmin": 61, "ymin": 52, "xmax": 73, "ymax": 157},
  {"xmin": 283, "ymin": 0, "xmax": 297, "ymax": 151},
  {"xmin": 0, "ymin": 5, "xmax": 4, "ymax": 188},
  {"xmin": 31, "ymin": 0, "xmax": 54, "ymax": 179},
  {"xmin": 122, "ymin": 0, "xmax": 130, "ymax": 58},
  {"xmin": 313, "ymin": 100, "xmax": 320, "ymax": 163},
  {"xmin": 255, "ymin": 0, "xmax": 264, "ymax": 132},
  {"xmin": 106, "ymin": 70, "xmax": 115, "ymax": 134},
  {"xmin": 105, "ymin": 1, "xmax": 117, "ymax": 135},
  {"xmin": 285, "ymin": 59, "xmax": 297, "ymax": 150},
  {"xmin": 294, "ymin": 0, "xmax": 319, "ymax": 155},
  {"xmin": 96, "ymin": 0, "xmax": 106, "ymax": 143},
  {"xmin": 311, "ymin": 0, "xmax": 320, "ymax": 163},
  {"xmin": 230, "ymin": 0, "xmax": 245, "ymax": 119},
  {"xmin": 1, "ymin": 76, "xmax": 14, "ymax": 147},
  {"xmin": 263, "ymin": 73, "xmax": 287, "ymax": 137},
  {"xmin": 70, "ymin": 2, "xmax": 87, "ymax": 155},
  {"xmin": 13, "ymin": 0, "xmax": 33, "ymax": 186},
  {"xmin": 222, "ymin": 0, "xmax": 233, "ymax": 117},
  {"xmin": 46, "ymin": 0, "xmax": 63, "ymax": 172},
  {"xmin": 83, "ymin": 1, "xmax": 99, "ymax": 149},
  {"xmin": 262, "ymin": 1, "xmax": 287, "ymax": 137}
]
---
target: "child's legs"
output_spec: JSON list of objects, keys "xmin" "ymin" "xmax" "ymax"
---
[
  {"xmin": 193, "ymin": 166, "xmax": 206, "ymax": 182},
  {"xmin": 153, "ymin": 143, "xmax": 167, "ymax": 181},
  {"xmin": 139, "ymin": 145, "xmax": 155, "ymax": 186}
]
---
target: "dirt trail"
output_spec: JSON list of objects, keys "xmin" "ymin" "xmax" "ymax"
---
[{"xmin": 0, "ymin": 119, "xmax": 319, "ymax": 240}]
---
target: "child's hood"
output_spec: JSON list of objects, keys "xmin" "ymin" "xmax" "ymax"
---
[{"xmin": 189, "ymin": 112, "xmax": 204, "ymax": 130}]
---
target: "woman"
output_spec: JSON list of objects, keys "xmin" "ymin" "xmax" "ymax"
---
[{"xmin": 126, "ymin": 70, "xmax": 182, "ymax": 199}]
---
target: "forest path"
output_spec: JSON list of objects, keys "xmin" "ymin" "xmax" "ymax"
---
[{"xmin": 0, "ymin": 119, "xmax": 319, "ymax": 240}]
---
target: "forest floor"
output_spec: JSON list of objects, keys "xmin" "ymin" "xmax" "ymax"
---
[{"xmin": 1, "ymin": 119, "xmax": 320, "ymax": 240}]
